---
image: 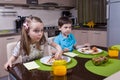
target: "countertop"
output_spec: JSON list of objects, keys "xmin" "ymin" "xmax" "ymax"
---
[
  {"xmin": 0, "ymin": 26, "xmax": 107, "ymax": 37},
  {"xmin": 73, "ymin": 26, "xmax": 107, "ymax": 31},
  {"xmin": 0, "ymin": 30, "xmax": 20, "ymax": 37}
]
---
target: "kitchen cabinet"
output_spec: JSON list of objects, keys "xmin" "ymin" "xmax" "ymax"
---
[
  {"xmin": 38, "ymin": 0, "xmax": 76, "ymax": 7},
  {"xmin": 72, "ymin": 30, "xmax": 88, "ymax": 45},
  {"xmin": 0, "ymin": 0, "xmax": 26, "ymax": 4},
  {"xmin": 72, "ymin": 30, "xmax": 107, "ymax": 47},
  {"xmin": 0, "ymin": 35, "xmax": 20, "ymax": 78},
  {"xmin": 0, "ymin": 0, "xmax": 76, "ymax": 10},
  {"xmin": 88, "ymin": 31, "xmax": 107, "ymax": 47}
]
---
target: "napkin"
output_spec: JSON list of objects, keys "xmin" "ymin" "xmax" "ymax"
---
[
  {"xmin": 64, "ymin": 52, "xmax": 78, "ymax": 57},
  {"xmin": 23, "ymin": 61, "xmax": 40, "ymax": 70}
]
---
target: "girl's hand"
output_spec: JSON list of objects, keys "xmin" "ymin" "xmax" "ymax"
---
[
  {"xmin": 4, "ymin": 61, "xmax": 12, "ymax": 71},
  {"xmin": 54, "ymin": 52, "xmax": 62, "ymax": 60}
]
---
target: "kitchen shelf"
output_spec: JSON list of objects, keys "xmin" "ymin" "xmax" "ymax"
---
[{"xmin": 0, "ymin": 3, "xmax": 74, "ymax": 10}]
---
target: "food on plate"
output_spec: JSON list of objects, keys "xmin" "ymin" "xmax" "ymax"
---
[
  {"xmin": 47, "ymin": 56, "xmax": 55, "ymax": 64},
  {"xmin": 81, "ymin": 47, "xmax": 90, "ymax": 53},
  {"xmin": 92, "ymin": 56, "xmax": 109, "ymax": 66},
  {"xmin": 47, "ymin": 56, "xmax": 64, "ymax": 64},
  {"xmin": 100, "ymin": 56, "xmax": 109, "ymax": 63},
  {"xmin": 40, "ymin": 56, "xmax": 71, "ymax": 65},
  {"xmin": 77, "ymin": 46, "xmax": 102, "ymax": 54},
  {"xmin": 91, "ymin": 47, "xmax": 98, "ymax": 52}
]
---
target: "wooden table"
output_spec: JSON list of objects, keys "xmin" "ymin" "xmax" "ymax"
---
[{"xmin": 8, "ymin": 46, "xmax": 107, "ymax": 80}]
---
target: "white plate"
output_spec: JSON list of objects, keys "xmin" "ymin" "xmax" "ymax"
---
[
  {"xmin": 77, "ymin": 47, "xmax": 103, "ymax": 54},
  {"xmin": 40, "ymin": 56, "xmax": 71, "ymax": 65}
]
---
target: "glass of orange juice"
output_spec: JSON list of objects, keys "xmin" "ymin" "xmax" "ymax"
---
[
  {"xmin": 108, "ymin": 49, "xmax": 119, "ymax": 57},
  {"xmin": 52, "ymin": 60, "xmax": 67, "ymax": 76}
]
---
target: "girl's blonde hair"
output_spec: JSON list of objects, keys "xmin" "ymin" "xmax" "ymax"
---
[{"xmin": 20, "ymin": 16, "xmax": 46, "ymax": 55}]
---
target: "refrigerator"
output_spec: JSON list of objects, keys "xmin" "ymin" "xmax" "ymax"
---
[{"xmin": 107, "ymin": 0, "xmax": 120, "ymax": 47}]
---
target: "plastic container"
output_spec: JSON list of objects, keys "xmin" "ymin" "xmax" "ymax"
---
[{"xmin": 52, "ymin": 60, "xmax": 67, "ymax": 76}]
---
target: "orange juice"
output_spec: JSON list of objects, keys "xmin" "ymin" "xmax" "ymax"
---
[
  {"xmin": 108, "ymin": 49, "xmax": 119, "ymax": 57},
  {"xmin": 53, "ymin": 66, "xmax": 66, "ymax": 76},
  {"xmin": 52, "ymin": 60, "xmax": 67, "ymax": 76}
]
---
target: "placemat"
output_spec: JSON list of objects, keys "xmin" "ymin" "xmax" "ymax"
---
[
  {"xmin": 73, "ymin": 50, "xmax": 108, "ymax": 58},
  {"xmin": 85, "ymin": 59, "xmax": 120, "ymax": 76},
  {"xmin": 111, "ymin": 45, "xmax": 120, "ymax": 50},
  {"xmin": 35, "ymin": 58, "xmax": 77, "ymax": 71}
]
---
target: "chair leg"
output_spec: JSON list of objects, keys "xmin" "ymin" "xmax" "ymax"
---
[
  {"xmin": 8, "ymin": 74, "xmax": 10, "ymax": 80},
  {"xmin": 8, "ymin": 73, "xmax": 17, "ymax": 80}
]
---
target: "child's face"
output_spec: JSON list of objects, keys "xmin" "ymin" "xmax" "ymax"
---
[
  {"xmin": 59, "ymin": 24, "xmax": 72, "ymax": 36},
  {"xmin": 28, "ymin": 22, "xmax": 44, "ymax": 43}
]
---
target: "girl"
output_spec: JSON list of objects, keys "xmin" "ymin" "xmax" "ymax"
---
[{"xmin": 4, "ymin": 16, "xmax": 62, "ymax": 70}]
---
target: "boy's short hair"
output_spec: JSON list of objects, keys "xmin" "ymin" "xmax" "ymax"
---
[{"xmin": 58, "ymin": 17, "xmax": 72, "ymax": 27}]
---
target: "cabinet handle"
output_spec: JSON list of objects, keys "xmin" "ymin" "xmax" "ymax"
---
[{"xmin": 6, "ymin": 38, "xmax": 15, "ymax": 40}]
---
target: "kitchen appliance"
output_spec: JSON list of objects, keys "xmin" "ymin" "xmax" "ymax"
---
[
  {"xmin": 107, "ymin": 0, "xmax": 120, "ymax": 46},
  {"xmin": 44, "ymin": 26, "xmax": 60, "ymax": 37},
  {"xmin": 61, "ymin": 11, "xmax": 77, "ymax": 26},
  {"xmin": 70, "ymin": 17, "xmax": 77, "ymax": 26},
  {"xmin": 61, "ymin": 11, "xmax": 71, "ymax": 17},
  {"xmin": 15, "ymin": 16, "xmax": 26, "ymax": 32}
]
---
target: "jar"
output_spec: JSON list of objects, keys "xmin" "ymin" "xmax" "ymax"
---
[
  {"xmin": 53, "ymin": 75, "xmax": 67, "ymax": 80},
  {"xmin": 108, "ymin": 49, "xmax": 119, "ymax": 57},
  {"xmin": 52, "ymin": 60, "xmax": 67, "ymax": 76}
]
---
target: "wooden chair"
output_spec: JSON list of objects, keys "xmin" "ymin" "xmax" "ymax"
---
[
  {"xmin": 7, "ymin": 41, "xmax": 22, "ymax": 80},
  {"xmin": 48, "ymin": 36, "xmax": 56, "ymax": 55},
  {"xmin": 7, "ymin": 41, "xmax": 22, "ymax": 63},
  {"xmin": 44, "ymin": 32, "xmax": 56, "ymax": 56}
]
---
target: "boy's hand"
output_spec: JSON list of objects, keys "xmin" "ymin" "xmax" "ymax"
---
[{"xmin": 63, "ymin": 48, "xmax": 69, "ymax": 52}]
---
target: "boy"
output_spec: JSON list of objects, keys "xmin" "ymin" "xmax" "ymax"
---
[{"xmin": 54, "ymin": 17, "xmax": 77, "ymax": 52}]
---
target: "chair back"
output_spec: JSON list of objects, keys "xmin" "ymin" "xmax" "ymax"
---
[
  {"xmin": 48, "ymin": 37, "xmax": 56, "ymax": 55},
  {"xmin": 44, "ymin": 32, "xmax": 56, "ymax": 55},
  {"xmin": 7, "ymin": 42, "xmax": 22, "ymax": 63}
]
